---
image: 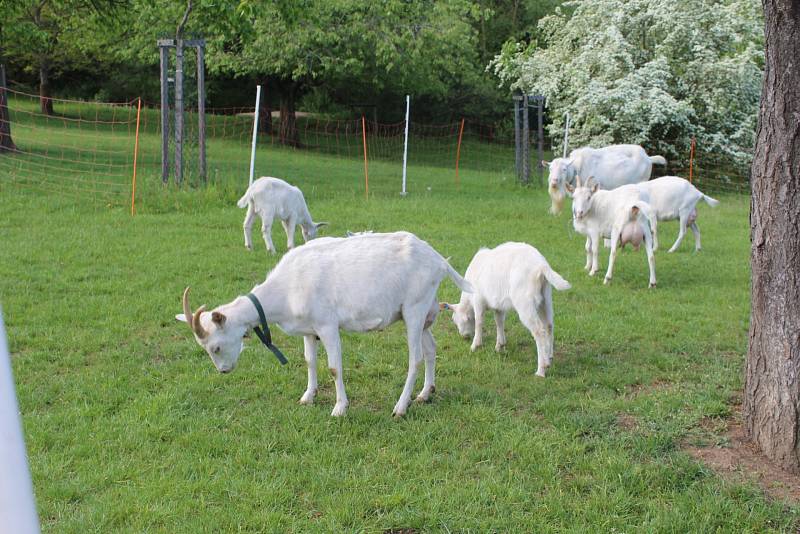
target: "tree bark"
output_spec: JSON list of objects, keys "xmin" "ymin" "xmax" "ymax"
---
[
  {"xmin": 278, "ymin": 82, "xmax": 300, "ymax": 147},
  {"xmin": 744, "ymin": 0, "xmax": 800, "ymax": 474},
  {"xmin": 0, "ymin": 64, "xmax": 16, "ymax": 153},
  {"xmin": 258, "ymin": 78, "xmax": 272, "ymax": 135},
  {"xmin": 39, "ymin": 58, "xmax": 54, "ymax": 116}
]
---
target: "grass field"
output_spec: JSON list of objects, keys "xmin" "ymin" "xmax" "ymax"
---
[{"xmin": 1, "ymin": 111, "xmax": 798, "ymax": 532}]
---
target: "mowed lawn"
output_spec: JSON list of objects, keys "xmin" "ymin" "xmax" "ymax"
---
[{"xmin": 1, "ymin": 143, "xmax": 797, "ymax": 532}]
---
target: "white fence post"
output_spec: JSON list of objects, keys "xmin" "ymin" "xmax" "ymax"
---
[
  {"xmin": 248, "ymin": 85, "xmax": 262, "ymax": 186},
  {"xmin": 0, "ymin": 308, "xmax": 41, "ymax": 534},
  {"xmin": 401, "ymin": 95, "xmax": 410, "ymax": 196},
  {"xmin": 562, "ymin": 112, "xmax": 571, "ymax": 158}
]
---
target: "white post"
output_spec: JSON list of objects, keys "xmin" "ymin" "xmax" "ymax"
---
[
  {"xmin": 248, "ymin": 85, "xmax": 262, "ymax": 186},
  {"xmin": 401, "ymin": 95, "xmax": 410, "ymax": 196},
  {"xmin": 0, "ymin": 308, "xmax": 41, "ymax": 534},
  {"xmin": 562, "ymin": 112, "xmax": 571, "ymax": 158}
]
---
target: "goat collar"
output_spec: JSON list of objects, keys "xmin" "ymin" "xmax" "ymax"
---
[{"xmin": 245, "ymin": 293, "xmax": 288, "ymax": 365}]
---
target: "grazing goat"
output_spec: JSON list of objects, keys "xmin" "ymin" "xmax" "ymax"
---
[
  {"xmin": 176, "ymin": 231, "xmax": 473, "ymax": 417},
  {"xmin": 237, "ymin": 177, "xmax": 328, "ymax": 254},
  {"xmin": 634, "ymin": 176, "xmax": 719, "ymax": 252},
  {"xmin": 441, "ymin": 242, "xmax": 571, "ymax": 377},
  {"xmin": 544, "ymin": 144, "xmax": 666, "ymax": 215},
  {"xmin": 568, "ymin": 177, "xmax": 658, "ymax": 288}
]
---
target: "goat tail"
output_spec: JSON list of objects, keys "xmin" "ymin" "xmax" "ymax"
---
[
  {"xmin": 445, "ymin": 262, "xmax": 474, "ymax": 294},
  {"xmin": 650, "ymin": 155, "xmax": 667, "ymax": 166},
  {"xmin": 542, "ymin": 266, "xmax": 571, "ymax": 291},
  {"xmin": 236, "ymin": 187, "xmax": 253, "ymax": 209},
  {"xmin": 702, "ymin": 194, "xmax": 720, "ymax": 207},
  {"xmin": 632, "ymin": 200, "xmax": 659, "ymax": 251}
]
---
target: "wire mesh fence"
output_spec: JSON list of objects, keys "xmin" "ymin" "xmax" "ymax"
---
[{"xmin": 0, "ymin": 89, "xmax": 752, "ymax": 214}]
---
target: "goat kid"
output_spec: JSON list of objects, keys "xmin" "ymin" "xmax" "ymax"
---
[
  {"xmin": 176, "ymin": 231, "xmax": 472, "ymax": 418},
  {"xmin": 441, "ymin": 242, "xmax": 570, "ymax": 377},
  {"xmin": 237, "ymin": 176, "xmax": 328, "ymax": 254}
]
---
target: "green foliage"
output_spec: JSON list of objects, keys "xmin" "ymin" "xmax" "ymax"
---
[{"xmin": 490, "ymin": 0, "xmax": 763, "ymax": 169}]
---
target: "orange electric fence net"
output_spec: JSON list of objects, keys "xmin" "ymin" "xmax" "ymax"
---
[
  {"xmin": 0, "ymin": 88, "xmax": 141, "ymax": 205},
  {"xmin": 0, "ymin": 90, "xmax": 751, "ymax": 213}
]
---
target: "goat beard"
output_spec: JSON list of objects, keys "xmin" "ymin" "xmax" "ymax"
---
[{"xmin": 549, "ymin": 185, "xmax": 565, "ymax": 215}]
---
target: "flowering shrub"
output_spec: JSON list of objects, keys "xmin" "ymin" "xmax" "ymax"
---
[{"xmin": 490, "ymin": 0, "xmax": 763, "ymax": 172}]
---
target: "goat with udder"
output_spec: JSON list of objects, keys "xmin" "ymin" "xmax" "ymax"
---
[
  {"xmin": 544, "ymin": 144, "xmax": 666, "ymax": 215},
  {"xmin": 568, "ymin": 177, "xmax": 658, "ymax": 288},
  {"xmin": 237, "ymin": 176, "xmax": 328, "ymax": 254},
  {"xmin": 633, "ymin": 176, "xmax": 720, "ymax": 253},
  {"xmin": 441, "ymin": 242, "xmax": 571, "ymax": 378},
  {"xmin": 176, "ymin": 231, "xmax": 473, "ymax": 418}
]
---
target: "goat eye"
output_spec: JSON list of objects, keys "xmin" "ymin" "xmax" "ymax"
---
[{"xmin": 213, "ymin": 347, "xmax": 221, "ymax": 354}]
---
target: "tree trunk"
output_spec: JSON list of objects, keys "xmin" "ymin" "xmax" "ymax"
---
[
  {"xmin": 744, "ymin": 0, "xmax": 800, "ymax": 474},
  {"xmin": 278, "ymin": 83, "xmax": 300, "ymax": 147},
  {"xmin": 39, "ymin": 58, "xmax": 54, "ymax": 116},
  {"xmin": 0, "ymin": 64, "xmax": 16, "ymax": 153}
]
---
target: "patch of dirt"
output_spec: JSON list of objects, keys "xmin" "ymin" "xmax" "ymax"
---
[
  {"xmin": 625, "ymin": 378, "xmax": 673, "ymax": 399},
  {"xmin": 616, "ymin": 413, "xmax": 639, "ymax": 431},
  {"xmin": 684, "ymin": 410, "xmax": 800, "ymax": 504}
]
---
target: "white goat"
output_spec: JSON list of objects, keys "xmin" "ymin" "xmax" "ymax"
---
[
  {"xmin": 176, "ymin": 231, "xmax": 473, "ymax": 418},
  {"xmin": 544, "ymin": 144, "xmax": 667, "ymax": 215},
  {"xmin": 441, "ymin": 242, "xmax": 571, "ymax": 378},
  {"xmin": 634, "ymin": 176, "xmax": 720, "ymax": 252},
  {"xmin": 568, "ymin": 178, "xmax": 658, "ymax": 288},
  {"xmin": 237, "ymin": 177, "xmax": 328, "ymax": 254}
]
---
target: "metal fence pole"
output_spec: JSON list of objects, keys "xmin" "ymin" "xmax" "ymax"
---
[
  {"xmin": 174, "ymin": 38, "xmax": 184, "ymax": 185},
  {"xmin": 522, "ymin": 94, "xmax": 530, "ymax": 184},
  {"xmin": 159, "ymin": 44, "xmax": 170, "ymax": 184},
  {"xmin": 513, "ymin": 96, "xmax": 521, "ymax": 181},
  {"xmin": 196, "ymin": 43, "xmax": 206, "ymax": 183},
  {"xmin": 537, "ymin": 96, "xmax": 544, "ymax": 186}
]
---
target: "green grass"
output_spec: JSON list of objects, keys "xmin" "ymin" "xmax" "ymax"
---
[{"xmin": 1, "ymin": 105, "xmax": 797, "ymax": 532}]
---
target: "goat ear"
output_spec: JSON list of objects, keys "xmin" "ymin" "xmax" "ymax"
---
[
  {"xmin": 565, "ymin": 183, "xmax": 575, "ymax": 193},
  {"xmin": 315, "ymin": 222, "xmax": 329, "ymax": 229},
  {"xmin": 211, "ymin": 311, "xmax": 226, "ymax": 326},
  {"xmin": 591, "ymin": 183, "xmax": 599, "ymax": 193},
  {"xmin": 541, "ymin": 160, "xmax": 550, "ymax": 167},
  {"xmin": 175, "ymin": 314, "xmax": 189, "ymax": 323}
]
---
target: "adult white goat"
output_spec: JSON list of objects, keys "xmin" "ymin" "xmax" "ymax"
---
[
  {"xmin": 545, "ymin": 144, "xmax": 667, "ymax": 215},
  {"xmin": 568, "ymin": 177, "xmax": 658, "ymax": 288},
  {"xmin": 237, "ymin": 176, "xmax": 328, "ymax": 254},
  {"xmin": 441, "ymin": 242, "xmax": 570, "ymax": 378},
  {"xmin": 635, "ymin": 176, "xmax": 720, "ymax": 252},
  {"xmin": 176, "ymin": 231, "xmax": 473, "ymax": 417}
]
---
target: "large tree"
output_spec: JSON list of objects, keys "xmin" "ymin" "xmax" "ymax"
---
[{"xmin": 744, "ymin": 0, "xmax": 800, "ymax": 473}]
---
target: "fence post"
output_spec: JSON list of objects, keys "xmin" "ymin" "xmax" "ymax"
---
[
  {"xmin": 362, "ymin": 115, "xmax": 369, "ymax": 199},
  {"xmin": 196, "ymin": 44, "xmax": 206, "ymax": 183},
  {"xmin": 689, "ymin": 137, "xmax": 696, "ymax": 183},
  {"xmin": 536, "ymin": 96, "xmax": 544, "ymax": 186},
  {"xmin": 158, "ymin": 44, "xmax": 170, "ymax": 184},
  {"xmin": 248, "ymin": 85, "xmax": 262, "ymax": 187},
  {"xmin": 0, "ymin": 308, "xmax": 41, "ymax": 534},
  {"xmin": 522, "ymin": 95, "xmax": 530, "ymax": 184},
  {"xmin": 455, "ymin": 118, "xmax": 465, "ymax": 188},
  {"xmin": 130, "ymin": 98, "xmax": 142, "ymax": 216},
  {"xmin": 174, "ymin": 38, "xmax": 184, "ymax": 185},
  {"xmin": 513, "ymin": 95, "xmax": 521, "ymax": 180},
  {"xmin": 401, "ymin": 95, "xmax": 410, "ymax": 196}
]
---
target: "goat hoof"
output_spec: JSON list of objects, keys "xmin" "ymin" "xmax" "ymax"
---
[
  {"xmin": 495, "ymin": 343, "xmax": 505, "ymax": 352},
  {"xmin": 331, "ymin": 402, "xmax": 348, "ymax": 417},
  {"xmin": 603, "ymin": 277, "xmax": 611, "ymax": 285},
  {"xmin": 535, "ymin": 371, "xmax": 546, "ymax": 378},
  {"xmin": 649, "ymin": 282, "xmax": 657, "ymax": 289}
]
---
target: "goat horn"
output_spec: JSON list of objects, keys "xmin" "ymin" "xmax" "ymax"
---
[
  {"xmin": 576, "ymin": 175, "xmax": 582, "ymax": 188},
  {"xmin": 182, "ymin": 287, "xmax": 208, "ymax": 338}
]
